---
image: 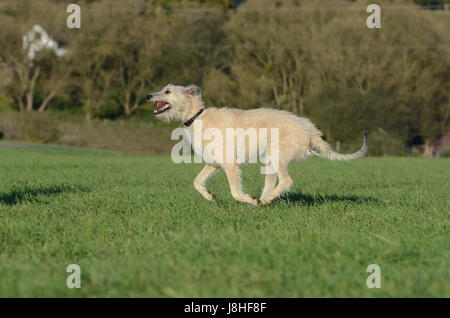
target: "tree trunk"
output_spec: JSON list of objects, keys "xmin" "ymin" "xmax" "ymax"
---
[
  {"xmin": 299, "ymin": 96, "xmax": 304, "ymax": 116},
  {"xmin": 124, "ymin": 90, "xmax": 131, "ymax": 117},
  {"xmin": 423, "ymin": 140, "xmax": 437, "ymax": 157},
  {"xmin": 26, "ymin": 67, "xmax": 40, "ymax": 111},
  {"xmin": 272, "ymin": 82, "xmax": 280, "ymax": 106},
  {"xmin": 37, "ymin": 90, "xmax": 56, "ymax": 112},
  {"xmin": 26, "ymin": 91, "xmax": 33, "ymax": 111},
  {"xmin": 16, "ymin": 95, "xmax": 25, "ymax": 112}
]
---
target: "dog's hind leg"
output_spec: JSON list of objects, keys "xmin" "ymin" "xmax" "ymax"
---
[
  {"xmin": 260, "ymin": 165, "xmax": 293, "ymax": 205},
  {"xmin": 193, "ymin": 164, "xmax": 219, "ymax": 201},
  {"xmin": 222, "ymin": 164, "xmax": 260, "ymax": 206},
  {"xmin": 260, "ymin": 172, "xmax": 278, "ymax": 201}
]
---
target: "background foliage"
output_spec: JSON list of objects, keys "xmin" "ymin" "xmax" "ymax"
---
[{"xmin": 0, "ymin": 0, "xmax": 448, "ymax": 154}]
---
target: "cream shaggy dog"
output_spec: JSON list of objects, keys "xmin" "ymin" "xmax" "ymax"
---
[{"xmin": 147, "ymin": 84, "xmax": 368, "ymax": 206}]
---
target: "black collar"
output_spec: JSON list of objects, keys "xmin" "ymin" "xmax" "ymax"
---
[{"xmin": 182, "ymin": 109, "xmax": 204, "ymax": 127}]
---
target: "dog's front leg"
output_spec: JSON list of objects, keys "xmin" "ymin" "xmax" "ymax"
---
[
  {"xmin": 193, "ymin": 164, "xmax": 219, "ymax": 201},
  {"xmin": 222, "ymin": 164, "xmax": 260, "ymax": 206}
]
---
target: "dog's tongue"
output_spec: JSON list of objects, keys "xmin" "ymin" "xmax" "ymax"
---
[{"xmin": 157, "ymin": 101, "xmax": 167, "ymax": 108}]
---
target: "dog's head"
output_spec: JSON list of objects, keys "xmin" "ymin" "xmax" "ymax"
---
[{"xmin": 146, "ymin": 84, "xmax": 202, "ymax": 122}]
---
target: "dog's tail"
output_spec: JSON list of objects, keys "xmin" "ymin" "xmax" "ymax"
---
[{"xmin": 310, "ymin": 131, "xmax": 368, "ymax": 161}]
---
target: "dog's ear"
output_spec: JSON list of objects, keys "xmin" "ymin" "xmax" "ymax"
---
[{"xmin": 185, "ymin": 85, "xmax": 201, "ymax": 97}]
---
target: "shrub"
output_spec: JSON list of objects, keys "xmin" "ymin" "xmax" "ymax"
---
[
  {"xmin": 0, "ymin": 111, "xmax": 60, "ymax": 143},
  {"xmin": 0, "ymin": 94, "xmax": 14, "ymax": 111},
  {"xmin": 368, "ymin": 129, "xmax": 407, "ymax": 156}
]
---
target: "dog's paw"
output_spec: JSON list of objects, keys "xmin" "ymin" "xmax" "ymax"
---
[
  {"xmin": 250, "ymin": 197, "xmax": 263, "ymax": 207},
  {"xmin": 203, "ymin": 192, "xmax": 216, "ymax": 202},
  {"xmin": 258, "ymin": 198, "xmax": 272, "ymax": 206}
]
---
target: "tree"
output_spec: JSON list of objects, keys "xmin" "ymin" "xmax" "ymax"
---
[
  {"xmin": 222, "ymin": 0, "xmax": 336, "ymax": 114},
  {"xmin": 1, "ymin": 25, "xmax": 71, "ymax": 112}
]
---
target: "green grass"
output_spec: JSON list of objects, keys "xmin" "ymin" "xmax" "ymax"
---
[{"xmin": 0, "ymin": 147, "xmax": 448, "ymax": 297}]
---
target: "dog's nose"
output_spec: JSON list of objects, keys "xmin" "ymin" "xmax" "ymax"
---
[{"xmin": 146, "ymin": 94, "xmax": 153, "ymax": 101}]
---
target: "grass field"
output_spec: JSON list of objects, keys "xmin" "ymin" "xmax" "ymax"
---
[{"xmin": 0, "ymin": 146, "xmax": 448, "ymax": 297}]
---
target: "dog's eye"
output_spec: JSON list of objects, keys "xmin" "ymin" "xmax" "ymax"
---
[{"xmin": 165, "ymin": 90, "xmax": 170, "ymax": 94}]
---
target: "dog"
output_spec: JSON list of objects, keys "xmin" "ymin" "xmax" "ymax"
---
[{"xmin": 147, "ymin": 84, "xmax": 368, "ymax": 206}]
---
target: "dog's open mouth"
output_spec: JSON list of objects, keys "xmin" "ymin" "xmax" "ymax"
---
[{"xmin": 153, "ymin": 101, "xmax": 171, "ymax": 115}]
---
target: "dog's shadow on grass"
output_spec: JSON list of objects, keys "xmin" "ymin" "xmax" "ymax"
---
[
  {"xmin": 282, "ymin": 192, "xmax": 380, "ymax": 206},
  {"xmin": 0, "ymin": 184, "xmax": 91, "ymax": 206}
]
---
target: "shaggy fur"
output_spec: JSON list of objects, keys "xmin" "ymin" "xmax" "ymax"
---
[{"xmin": 147, "ymin": 84, "xmax": 368, "ymax": 206}]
